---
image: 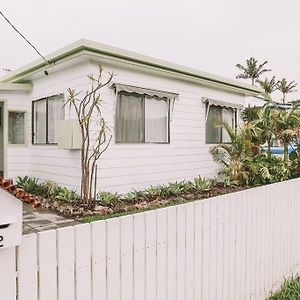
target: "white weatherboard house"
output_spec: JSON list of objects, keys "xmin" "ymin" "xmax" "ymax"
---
[{"xmin": 0, "ymin": 40, "xmax": 260, "ymax": 193}]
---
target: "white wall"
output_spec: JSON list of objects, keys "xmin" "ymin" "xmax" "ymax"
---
[{"xmin": 2, "ymin": 57, "xmax": 248, "ymax": 192}]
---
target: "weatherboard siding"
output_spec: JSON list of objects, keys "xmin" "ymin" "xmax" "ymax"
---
[
  {"xmin": 5, "ymin": 60, "xmax": 246, "ymax": 192},
  {"xmin": 3, "ymin": 92, "xmax": 30, "ymax": 179}
]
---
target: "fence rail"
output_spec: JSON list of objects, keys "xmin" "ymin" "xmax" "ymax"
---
[{"xmin": 1, "ymin": 178, "xmax": 300, "ymax": 300}]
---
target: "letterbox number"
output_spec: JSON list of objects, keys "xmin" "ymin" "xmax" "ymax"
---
[{"xmin": 0, "ymin": 236, "xmax": 3, "ymax": 248}]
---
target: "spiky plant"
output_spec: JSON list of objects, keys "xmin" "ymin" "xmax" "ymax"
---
[
  {"xmin": 276, "ymin": 78, "xmax": 298, "ymax": 103},
  {"xmin": 236, "ymin": 57, "xmax": 271, "ymax": 85}
]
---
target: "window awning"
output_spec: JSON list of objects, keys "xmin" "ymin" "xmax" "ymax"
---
[
  {"xmin": 202, "ymin": 97, "xmax": 243, "ymax": 110},
  {"xmin": 112, "ymin": 83, "xmax": 179, "ymax": 100}
]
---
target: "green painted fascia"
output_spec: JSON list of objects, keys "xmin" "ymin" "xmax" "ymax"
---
[
  {"xmin": 0, "ymin": 39, "xmax": 261, "ymax": 94},
  {"xmin": 0, "ymin": 83, "xmax": 32, "ymax": 91}
]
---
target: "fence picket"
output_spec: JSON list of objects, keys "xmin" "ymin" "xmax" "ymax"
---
[
  {"xmin": 17, "ymin": 234, "xmax": 38, "ymax": 300},
  {"xmin": 91, "ymin": 220, "xmax": 107, "ymax": 300},
  {"xmin": 38, "ymin": 230, "xmax": 57, "ymax": 300},
  {"xmin": 166, "ymin": 206, "xmax": 177, "ymax": 300},
  {"xmin": 120, "ymin": 216, "xmax": 134, "ymax": 300},
  {"xmin": 74, "ymin": 224, "xmax": 92, "ymax": 300},
  {"xmin": 156, "ymin": 208, "xmax": 167, "ymax": 300},
  {"xmin": 133, "ymin": 213, "xmax": 146, "ymax": 300},
  {"xmin": 57, "ymin": 226, "xmax": 75, "ymax": 300},
  {"xmin": 0, "ymin": 247, "xmax": 16, "ymax": 300}
]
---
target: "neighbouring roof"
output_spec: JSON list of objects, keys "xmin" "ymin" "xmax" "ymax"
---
[{"xmin": 0, "ymin": 39, "xmax": 261, "ymax": 95}]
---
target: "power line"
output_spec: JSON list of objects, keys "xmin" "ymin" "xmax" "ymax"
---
[{"xmin": 0, "ymin": 10, "xmax": 49, "ymax": 65}]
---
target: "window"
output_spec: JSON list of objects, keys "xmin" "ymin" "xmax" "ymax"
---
[
  {"xmin": 206, "ymin": 105, "xmax": 237, "ymax": 144},
  {"xmin": 116, "ymin": 91, "xmax": 169, "ymax": 143},
  {"xmin": 32, "ymin": 94, "xmax": 64, "ymax": 144},
  {"xmin": 9, "ymin": 112, "xmax": 25, "ymax": 144}
]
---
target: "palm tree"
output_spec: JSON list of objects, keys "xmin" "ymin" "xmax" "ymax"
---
[
  {"xmin": 210, "ymin": 122, "xmax": 255, "ymax": 182},
  {"xmin": 256, "ymin": 76, "xmax": 277, "ymax": 94},
  {"xmin": 272, "ymin": 105, "xmax": 300, "ymax": 163},
  {"xmin": 236, "ymin": 57, "xmax": 271, "ymax": 85},
  {"xmin": 276, "ymin": 78, "xmax": 298, "ymax": 103}
]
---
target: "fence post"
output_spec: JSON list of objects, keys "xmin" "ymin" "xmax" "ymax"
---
[{"xmin": 0, "ymin": 247, "xmax": 17, "ymax": 300}]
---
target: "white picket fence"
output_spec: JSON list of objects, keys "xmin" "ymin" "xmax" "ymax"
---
[{"xmin": 1, "ymin": 178, "xmax": 300, "ymax": 300}]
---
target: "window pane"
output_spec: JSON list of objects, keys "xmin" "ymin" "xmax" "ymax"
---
[
  {"xmin": 145, "ymin": 97, "xmax": 168, "ymax": 143},
  {"xmin": 9, "ymin": 112, "xmax": 25, "ymax": 144},
  {"xmin": 34, "ymin": 100, "xmax": 46, "ymax": 143},
  {"xmin": 222, "ymin": 108, "xmax": 234, "ymax": 143},
  {"xmin": 206, "ymin": 105, "xmax": 221, "ymax": 143},
  {"xmin": 48, "ymin": 95, "xmax": 65, "ymax": 143},
  {"xmin": 116, "ymin": 92, "xmax": 144, "ymax": 143}
]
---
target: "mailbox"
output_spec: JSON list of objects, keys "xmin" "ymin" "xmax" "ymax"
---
[{"xmin": 0, "ymin": 187, "xmax": 22, "ymax": 249}]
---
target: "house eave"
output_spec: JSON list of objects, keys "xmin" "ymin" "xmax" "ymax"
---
[
  {"xmin": 0, "ymin": 39, "xmax": 261, "ymax": 95},
  {"xmin": 0, "ymin": 83, "xmax": 32, "ymax": 92}
]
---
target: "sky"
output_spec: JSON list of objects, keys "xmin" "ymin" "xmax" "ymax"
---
[{"xmin": 1, "ymin": 0, "xmax": 300, "ymax": 101}]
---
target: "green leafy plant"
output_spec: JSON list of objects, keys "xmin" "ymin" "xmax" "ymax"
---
[
  {"xmin": 194, "ymin": 176, "xmax": 212, "ymax": 191},
  {"xmin": 268, "ymin": 276, "xmax": 300, "ymax": 299},
  {"xmin": 54, "ymin": 187, "xmax": 78, "ymax": 202},
  {"xmin": 97, "ymin": 191, "xmax": 121, "ymax": 206},
  {"xmin": 16, "ymin": 176, "xmax": 40, "ymax": 194}
]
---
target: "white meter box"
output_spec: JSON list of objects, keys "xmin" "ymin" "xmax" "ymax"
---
[{"xmin": 0, "ymin": 188, "xmax": 22, "ymax": 249}]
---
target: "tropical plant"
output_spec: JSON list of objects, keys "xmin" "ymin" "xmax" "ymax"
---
[
  {"xmin": 276, "ymin": 78, "xmax": 297, "ymax": 103},
  {"xmin": 65, "ymin": 66, "xmax": 114, "ymax": 204},
  {"xmin": 236, "ymin": 57, "xmax": 271, "ymax": 85},
  {"xmin": 243, "ymin": 153, "xmax": 292, "ymax": 185},
  {"xmin": 256, "ymin": 76, "xmax": 277, "ymax": 94},
  {"xmin": 54, "ymin": 187, "xmax": 78, "ymax": 202},
  {"xmin": 271, "ymin": 105, "xmax": 300, "ymax": 163},
  {"xmin": 268, "ymin": 276, "xmax": 300, "ymax": 299},
  {"xmin": 97, "ymin": 191, "xmax": 121, "ymax": 206},
  {"xmin": 210, "ymin": 122, "xmax": 254, "ymax": 183},
  {"xmin": 194, "ymin": 176, "xmax": 212, "ymax": 191},
  {"xmin": 16, "ymin": 176, "xmax": 40, "ymax": 194}
]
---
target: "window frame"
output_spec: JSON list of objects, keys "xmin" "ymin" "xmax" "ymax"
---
[
  {"xmin": 32, "ymin": 94, "xmax": 64, "ymax": 145},
  {"xmin": 205, "ymin": 104, "xmax": 237, "ymax": 144},
  {"xmin": 8, "ymin": 110, "xmax": 27, "ymax": 146},
  {"xmin": 115, "ymin": 91, "xmax": 171, "ymax": 144}
]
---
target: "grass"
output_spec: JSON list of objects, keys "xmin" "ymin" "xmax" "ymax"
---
[
  {"xmin": 79, "ymin": 198, "xmax": 190, "ymax": 223},
  {"xmin": 268, "ymin": 276, "xmax": 300, "ymax": 299}
]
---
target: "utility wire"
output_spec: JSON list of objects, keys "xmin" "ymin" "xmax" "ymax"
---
[{"xmin": 0, "ymin": 10, "xmax": 49, "ymax": 65}]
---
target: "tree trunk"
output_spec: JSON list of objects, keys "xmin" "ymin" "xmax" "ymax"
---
[{"xmin": 283, "ymin": 142, "xmax": 289, "ymax": 164}]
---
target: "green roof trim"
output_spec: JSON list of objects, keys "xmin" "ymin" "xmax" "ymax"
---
[
  {"xmin": 0, "ymin": 83, "xmax": 32, "ymax": 92},
  {"xmin": 0, "ymin": 39, "xmax": 261, "ymax": 94}
]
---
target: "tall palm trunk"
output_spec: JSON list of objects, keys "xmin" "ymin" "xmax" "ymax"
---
[{"xmin": 283, "ymin": 142, "xmax": 289, "ymax": 164}]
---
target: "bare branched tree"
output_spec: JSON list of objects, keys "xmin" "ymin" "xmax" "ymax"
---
[{"xmin": 64, "ymin": 66, "xmax": 114, "ymax": 203}]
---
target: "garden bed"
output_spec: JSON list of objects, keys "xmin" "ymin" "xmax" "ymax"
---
[{"xmin": 36, "ymin": 182, "xmax": 247, "ymax": 222}]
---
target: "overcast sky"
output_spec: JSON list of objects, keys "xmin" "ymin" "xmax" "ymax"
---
[{"xmin": 1, "ymin": 0, "xmax": 300, "ymax": 101}]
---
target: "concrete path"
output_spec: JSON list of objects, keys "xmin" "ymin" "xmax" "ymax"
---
[{"xmin": 23, "ymin": 203, "xmax": 80, "ymax": 235}]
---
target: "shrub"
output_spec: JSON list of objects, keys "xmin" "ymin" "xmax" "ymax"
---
[
  {"xmin": 268, "ymin": 276, "xmax": 300, "ymax": 299},
  {"xmin": 53, "ymin": 187, "xmax": 78, "ymax": 202},
  {"xmin": 97, "ymin": 191, "xmax": 121, "ymax": 206},
  {"xmin": 194, "ymin": 176, "xmax": 212, "ymax": 191}
]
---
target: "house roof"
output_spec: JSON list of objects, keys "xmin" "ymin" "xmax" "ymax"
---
[{"xmin": 0, "ymin": 39, "xmax": 261, "ymax": 95}]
